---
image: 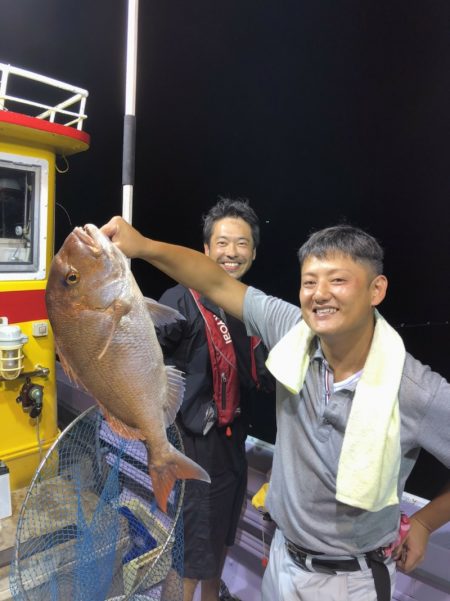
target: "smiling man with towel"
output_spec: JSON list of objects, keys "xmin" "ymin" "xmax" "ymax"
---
[{"xmin": 101, "ymin": 217, "xmax": 450, "ymax": 601}]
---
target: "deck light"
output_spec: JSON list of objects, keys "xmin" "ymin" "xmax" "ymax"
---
[{"xmin": 0, "ymin": 318, "xmax": 28, "ymax": 380}]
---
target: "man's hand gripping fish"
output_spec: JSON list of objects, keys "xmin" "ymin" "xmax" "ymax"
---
[{"xmin": 45, "ymin": 224, "xmax": 210, "ymax": 512}]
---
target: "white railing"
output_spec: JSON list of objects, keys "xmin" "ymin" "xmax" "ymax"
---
[{"xmin": 0, "ymin": 63, "xmax": 88, "ymax": 131}]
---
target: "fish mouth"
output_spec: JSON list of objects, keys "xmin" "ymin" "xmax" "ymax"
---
[{"xmin": 72, "ymin": 224, "xmax": 103, "ymax": 257}]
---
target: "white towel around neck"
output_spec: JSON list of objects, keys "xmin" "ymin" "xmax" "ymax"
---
[{"xmin": 265, "ymin": 309, "xmax": 406, "ymax": 512}]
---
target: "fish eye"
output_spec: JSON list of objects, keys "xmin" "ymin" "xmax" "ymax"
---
[{"xmin": 65, "ymin": 269, "xmax": 80, "ymax": 285}]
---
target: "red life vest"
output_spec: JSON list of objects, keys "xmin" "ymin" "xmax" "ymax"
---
[{"xmin": 190, "ymin": 289, "xmax": 260, "ymax": 427}]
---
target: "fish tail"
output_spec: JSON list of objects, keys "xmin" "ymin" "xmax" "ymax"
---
[{"xmin": 149, "ymin": 446, "xmax": 210, "ymax": 513}]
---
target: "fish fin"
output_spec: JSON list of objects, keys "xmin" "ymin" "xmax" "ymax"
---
[
  {"xmin": 144, "ymin": 297, "xmax": 185, "ymax": 328},
  {"xmin": 56, "ymin": 345, "xmax": 87, "ymax": 391},
  {"xmin": 98, "ymin": 299, "xmax": 131, "ymax": 360},
  {"xmin": 98, "ymin": 402, "xmax": 145, "ymax": 441},
  {"xmin": 163, "ymin": 365, "xmax": 186, "ymax": 428},
  {"xmin": 149, "ymin": 446, "xmax": 210, "ymax": 513}
]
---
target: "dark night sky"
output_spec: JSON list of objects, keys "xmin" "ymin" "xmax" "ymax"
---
[{"xmin": 2, "ymin": 1, "xmax": 449, "ymax": 491}]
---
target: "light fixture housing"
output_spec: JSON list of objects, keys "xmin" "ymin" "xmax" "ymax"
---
[{"xmin": 0, "ymin": 318, "xmax": 28, "ymax": 380}]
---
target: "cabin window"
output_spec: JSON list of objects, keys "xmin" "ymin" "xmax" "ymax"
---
[{"xmin": 0, "ymin": 154, "xmax": 48, "ymax": 280}]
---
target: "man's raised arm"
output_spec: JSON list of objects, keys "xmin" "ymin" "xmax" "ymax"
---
[{"xmin": 101, "ymin": 216, "xmax": 247, "ymax": 320}]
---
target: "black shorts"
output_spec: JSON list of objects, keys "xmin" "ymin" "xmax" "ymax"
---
[{"xmin": 179, "ymin": 418, "xmax": 247, "ymax": 580}]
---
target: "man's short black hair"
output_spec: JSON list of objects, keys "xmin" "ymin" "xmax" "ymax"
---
[{"xmin": 298, "ymin": 224, "xmax": 384, "ymax": 275}]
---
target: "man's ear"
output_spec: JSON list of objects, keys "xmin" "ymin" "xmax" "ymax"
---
[
  {"xmin": 371, "ymin": 274, "xmax": 388, "ymax": 307},
  {"xmin": 204, "ymin": 243, "xmax": 210, "ymax": 256}
]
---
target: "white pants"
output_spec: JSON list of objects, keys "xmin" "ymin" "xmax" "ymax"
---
[{"xmin": 261, "ymin": 528, "xmax": 396, "ymax": 601}]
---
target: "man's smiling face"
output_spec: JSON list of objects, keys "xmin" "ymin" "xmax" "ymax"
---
[
  {"xmin": 299, "ymin": 252, "xmax": 387, "ymax": 344},
  {"xmin": 204, "ymin": 217, "xmax": 256, "ymax": 280}
]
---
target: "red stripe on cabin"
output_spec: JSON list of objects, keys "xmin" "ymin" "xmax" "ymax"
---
[
  {"xmin": 0, "ymin": 111, "xmax": 90, "ymax": 146},
  {"xmin": 0, "ymin": 289, "xmax": 48, "ymax": 323}
]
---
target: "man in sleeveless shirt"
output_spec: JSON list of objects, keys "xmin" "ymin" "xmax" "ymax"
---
[{"xmin": 156, "ymin": 199, "xmax": 273, "ymax": 601}]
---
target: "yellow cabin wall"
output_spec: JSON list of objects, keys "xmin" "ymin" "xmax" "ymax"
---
[{"xmin": 0, "ymin": 139, "xmax": 58, "ymax": 490}]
